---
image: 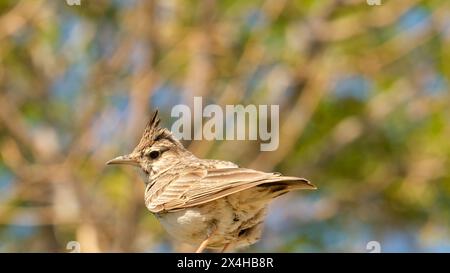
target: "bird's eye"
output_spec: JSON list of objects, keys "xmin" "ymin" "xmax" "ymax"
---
[{"xmin": 148, "ymin": 150, "xmax": 160, "ymax": 160}]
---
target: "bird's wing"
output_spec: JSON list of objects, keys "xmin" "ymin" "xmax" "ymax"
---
[
  {"xmin": 202, "ymin": 159, "xmax": 239, "ymax": 168},
  {"xmin": 145, "ymin": 167, "xmax": 315, "ymax": 213}
]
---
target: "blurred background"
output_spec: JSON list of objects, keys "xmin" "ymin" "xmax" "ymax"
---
[{"xmin": 0, "ymin": 0, "xmax": 449, "ymax": 252}]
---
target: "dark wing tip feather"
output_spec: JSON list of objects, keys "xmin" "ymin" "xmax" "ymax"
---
[
  {"xmin": 276, "ymin": 175, "xmax": 317, "ymax": 190},
  {"xmin": 301, "ymin": 178, "xmax": 317, "ymax": 189}
]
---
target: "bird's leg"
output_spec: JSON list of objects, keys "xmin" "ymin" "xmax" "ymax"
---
[
  {"xmin": 195, "ymin": 223, "xmax": 217, "ymax": 253},
  {"xmin": 195, "ymin": 238, "xmax": 211, "ymax": 253},
  {"xmin": 220, "ymin": 243, "xmax": 231, "ymax": 253}
]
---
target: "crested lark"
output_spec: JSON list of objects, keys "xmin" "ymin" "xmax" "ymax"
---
[{"xmin": 107, "ymin": 110, "xmax": 316, "ymax": 252}]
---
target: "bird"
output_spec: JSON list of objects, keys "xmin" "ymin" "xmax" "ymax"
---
[{"xmin": 106, "ymin": 110, "xmax": 316, "ymax": 252}]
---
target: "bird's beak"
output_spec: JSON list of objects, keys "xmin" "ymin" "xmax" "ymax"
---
[{"xmin": 106, "ymin": 154, "xmax": 140, "ymax": 166}]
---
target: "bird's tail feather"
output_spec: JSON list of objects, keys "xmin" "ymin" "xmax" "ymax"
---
[
  {"xmin": 246, "ymin": 177, "xmax": 316, "ymax": 202},
  {"xmin": 269, "ymin": 179, "xmax": 315, "ymax": 196}
]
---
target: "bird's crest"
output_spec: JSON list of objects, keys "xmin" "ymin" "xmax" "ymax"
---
[{"xmin": 135, "ymin": 110, "xmax": 182, "ymax": 151}]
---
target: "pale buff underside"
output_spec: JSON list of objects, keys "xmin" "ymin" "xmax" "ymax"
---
[{"xmin": 155, "ymin": 188, "xmax": 269, "ymax": 249}]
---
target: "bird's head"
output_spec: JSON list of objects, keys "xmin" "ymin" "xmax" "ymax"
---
[{"xmin": 106, "ymin": 110, "xmax": 190, "ymax": 176}]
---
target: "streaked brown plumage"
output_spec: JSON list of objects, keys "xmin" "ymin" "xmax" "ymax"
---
[{"xmin": 107, "ymin": 110, "xmax": 316, "ymax": 252}]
